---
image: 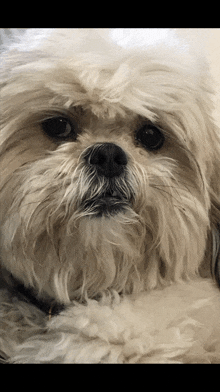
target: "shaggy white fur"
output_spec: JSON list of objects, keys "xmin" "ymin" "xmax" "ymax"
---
[
  {"xmin": 1, "ymin": 29, "xmax": 220, "ymax": 363},
  {"xmin": 2, "ymin": 279, "xmax": 220, "ymax": 363}
]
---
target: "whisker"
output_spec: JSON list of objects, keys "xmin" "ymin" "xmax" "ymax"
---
[
  {"xmin": 151, "ymin": 185, "xmax": 181, "ymax": 205},
  {"xmin": 151, "ymin": 177, "xmax": 197, "ymax": 192}
]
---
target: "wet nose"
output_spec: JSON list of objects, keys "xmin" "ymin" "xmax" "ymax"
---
[{"xmin": 84, "ymin": 143, "xmax": 128, "ymax": 178}]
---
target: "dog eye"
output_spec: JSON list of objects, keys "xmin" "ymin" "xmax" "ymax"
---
[
  {"xmin": 135, "ymin": 123, "xmax": 165, "ymax": 151},
  {"xmin": 41, "ymin": 117, "xmax": 78, "ymax": 141}
]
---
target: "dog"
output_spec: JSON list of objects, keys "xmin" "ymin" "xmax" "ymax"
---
[{"xmin": 1, "ymin": 28, "xmax": 220, "ymax": 363}]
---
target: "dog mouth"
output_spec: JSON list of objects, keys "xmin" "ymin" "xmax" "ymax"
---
[{"xmin": 81, "ymin": 188, "xmax": 131, "ymax": 217}]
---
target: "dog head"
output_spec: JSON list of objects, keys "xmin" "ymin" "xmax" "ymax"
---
[{"xmin": 0, "ymin": 29, "xmax": 220, "ymax": 303}]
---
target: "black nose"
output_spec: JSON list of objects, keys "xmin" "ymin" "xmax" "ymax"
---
[{"xmin": 85, "ymin": 143, "xmax": 128, "ymax": 178}]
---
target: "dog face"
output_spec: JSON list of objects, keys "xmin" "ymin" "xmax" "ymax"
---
[{"xmin": 0, "ymin": 29, "xmax": 220, "ymax": 303}]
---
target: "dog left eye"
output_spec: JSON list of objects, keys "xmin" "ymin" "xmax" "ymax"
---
[
  {"xmin": 41, "ymin": 117, "xmax": 78, "ymax": 141},
  {"xmin": 135, "ymin": 123, "xmax": 165, "ymax": 151}
]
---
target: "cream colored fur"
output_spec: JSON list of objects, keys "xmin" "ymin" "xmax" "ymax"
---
[{"xmin": 0, "ymin": 29, "xmax": 220, "ymax": 363}]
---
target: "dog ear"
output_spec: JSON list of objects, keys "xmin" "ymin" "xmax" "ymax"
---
[
  {"xmin": 200, "ymin": 194, "xmax": 220, "ymax": 286},
  {"xmin": 210, "ymin": 194, "xmax": 220, "ymax": 288},
  {"xmin": 209, "ymin": 118, "xmax": 220, "ymax": 286},
  {"xmin": 199, "ymin": 118, "xmax": 220, "ymax": 286},
  {"xmin": 207, "ymin": 110, "xmax": 220, "ymax": 288},
  {"xmin": 211, "ymin": 225, "xmax": 220, "ymax": 287}
]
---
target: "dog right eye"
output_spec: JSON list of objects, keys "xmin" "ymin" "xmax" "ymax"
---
[
  {"xmin": 41, "ymin": 117, "xmax": 78, "ymax": 141},
  {"xmin": 135, "ymin": 122, "xmax": 165, "ymax": 151}
]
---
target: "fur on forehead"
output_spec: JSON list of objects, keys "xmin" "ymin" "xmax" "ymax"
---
[
  {"xmin": 0, "ymin": 29, "xmax": 212, "ymax": 104},
  {"xmin": 0, "ymin": 29, "xmax": 218, "ymax": 174},
  {"xmin": 0, "ymin": 33, "xmax": 215, "ymax": 123},
  {"xmin": 0, "ymin": 31, "xmax": 218, "ymax": 173}
]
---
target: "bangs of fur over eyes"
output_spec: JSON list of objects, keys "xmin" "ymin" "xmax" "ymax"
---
[{"xmin": 0, "ymin": 37, "xmax": 210, "ymax": 124}]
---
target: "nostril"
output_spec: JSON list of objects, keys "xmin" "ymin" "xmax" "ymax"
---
[
  {"xmin": 84, "ymin": 143, "xmax": 128, "ymax": 178},
  {"xmin": 90, "ymin": 150, "xmax": 106, "ymax": 166},
  {"xmin": 114, "ymin": 151, "xmax": 127, "ymax": 166}
]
